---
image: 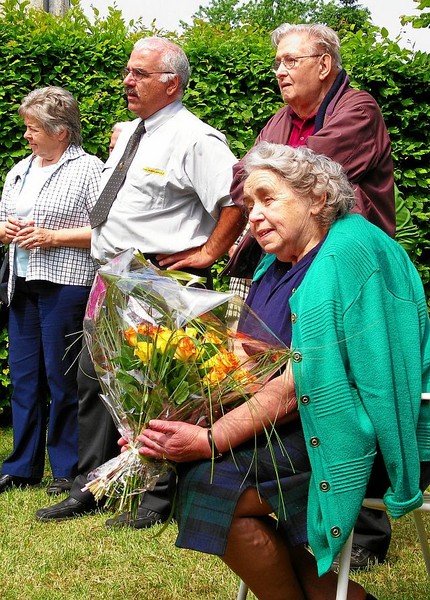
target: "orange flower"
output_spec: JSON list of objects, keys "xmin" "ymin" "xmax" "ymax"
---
[
  {"xmin": 124, "ymin": 327, "xmax": 138, "ymax": 347},
  {"xmin": 137, "ymin": 323, "xmax": 159, "ymax": 337},
  {"xmin": 233, "ymin": 368, "xmax": 257, "ymax": 385},
  {"xmin": 201, "ymin": 350, "xmax": 243, "ymax": 385},
  {"xmin": 125, "ymin": 323, "xmax": 160, "ymax": 347},
  {"xmin": 203, "ymin": 331, "xmax": 223, "ymax": 345},
  {"xmin": 216, "ymin": 349, "xmax": 241, "ymax": 371},
  {"xmin": 175, "ymin": 336, "xmax": 197, "ymax": 361},
  {"xmin": 203, "ymin": 365, "xmax": 228, "ymax": 385}
]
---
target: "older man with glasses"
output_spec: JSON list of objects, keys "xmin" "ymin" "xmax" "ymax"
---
[
  {"xmin": 35, "ymin": 36, "xmax": 245, "ymax": 528},
  {"xmin": 228, "ymin": 23, "xmax": 395, "ymax": 571}
]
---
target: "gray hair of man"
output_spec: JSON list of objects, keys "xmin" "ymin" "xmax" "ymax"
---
[
  {"xmin": 242, "ymin": 142, "xmax": 355, "ymax": 229},
  {"xmin": 271, "ymin": 23, "xmax": 342, "ymax": 71},
  {"xmin": 133, "ymin": 36, "xmax": 191, "ymax": 96},
  {"xmin": 18, "ymin": 86, "xmax": 82, "ymax": 146}
]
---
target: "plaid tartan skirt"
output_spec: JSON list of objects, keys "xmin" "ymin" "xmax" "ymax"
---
[{"xmin": 175, "ymin": 419, "xmax": 311, "ymax": 556}]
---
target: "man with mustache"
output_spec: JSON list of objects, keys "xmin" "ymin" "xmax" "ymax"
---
[{"xmin": 35, "ymin": 36, "xmax": 245, "ymax": 527}]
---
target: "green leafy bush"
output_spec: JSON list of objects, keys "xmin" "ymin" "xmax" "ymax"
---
[{"xmin": 0, "ymin": 1, "xmax": 428, "ymax": 412}]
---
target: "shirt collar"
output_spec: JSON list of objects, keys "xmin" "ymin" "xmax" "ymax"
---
[{"xmin": 144, "ymin": 100, "xmax": 183, "ymax": 135}]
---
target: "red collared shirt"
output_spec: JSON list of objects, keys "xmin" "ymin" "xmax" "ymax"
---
[{"xmin": 288, "ymin": 112, "xmax": 316, "ymax": 147}]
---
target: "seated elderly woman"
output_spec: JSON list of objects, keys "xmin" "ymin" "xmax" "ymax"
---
[{"xmin": 136, "ymin": 143, "xmax": 430, "ymax": 600}]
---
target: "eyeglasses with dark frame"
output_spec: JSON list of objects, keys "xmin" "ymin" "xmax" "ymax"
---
[
  {"xmin": 272, "ymin": 54, "xmax": 323, "ymax": 73},
  {"xmin": 121, "ymin": 67, "xmax": 175, "ymax": 81}
]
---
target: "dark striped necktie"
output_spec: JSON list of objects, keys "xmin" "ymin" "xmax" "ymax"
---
[{"xmin": 90, "ymin": 120, "xmax": 146, "ymax": 228}]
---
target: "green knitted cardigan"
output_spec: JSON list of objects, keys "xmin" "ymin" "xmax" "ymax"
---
[{"xmin": 255, "ymin": 214, "xmax": 430, "ymax": 575}]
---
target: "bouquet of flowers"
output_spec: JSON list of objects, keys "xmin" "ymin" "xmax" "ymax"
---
[{"xmin": 82, "ymin": 249, "xmax": 292, "ymax": 517}]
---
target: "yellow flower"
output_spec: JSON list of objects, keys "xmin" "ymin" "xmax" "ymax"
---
[
  {"xmin": 185, "ymin": 326, "xmax": 198, "ymax": 339},
  {"xmin": 154, "ymin": 327, "xmax": 174, "ymax": 353},
  {"xmin": 134, "ymin": 341, "xmax": 154, "ymax": 363}
]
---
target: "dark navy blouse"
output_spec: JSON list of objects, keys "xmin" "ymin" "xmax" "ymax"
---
[{"xmin": 241, "ymin": 241, "xmax": 324, "ymax": 346}]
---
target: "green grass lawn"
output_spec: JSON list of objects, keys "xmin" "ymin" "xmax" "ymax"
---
[{"xmin": 0, "ymin": 425, "xmax": 429, "ymax": 599}]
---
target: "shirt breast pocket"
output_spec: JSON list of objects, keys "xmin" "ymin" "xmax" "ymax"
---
[{"xmin": 127, "ymin": 163, "xmax": 168, "ymax": 210}]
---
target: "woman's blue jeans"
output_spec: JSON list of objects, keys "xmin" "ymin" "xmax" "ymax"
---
[{"xmin": 2, "ymin": 278, "xmax": 90, "ymax": 480}]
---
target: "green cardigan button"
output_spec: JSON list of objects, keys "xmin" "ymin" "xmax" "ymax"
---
[
  {"xmin": 320, "ymin": 481, "xmax": 330, "ymax": 492},
  {"xmin": 291, "ymin": 313, "xmax": 297, "ymax": 323},
  {"xmin": 300, "ymin": 395, "xmax": 310, "ymax": 405},
  {"xmin": 309, "ymin": 437, "xmax": 320, "ymax": 447},
  {"xmin": 292, "ymin": 351, "xmax": 302, "ymax": 362},
  {"xmin": 330, "ymin": 526, "xmax": 341, "ymax": 538}
]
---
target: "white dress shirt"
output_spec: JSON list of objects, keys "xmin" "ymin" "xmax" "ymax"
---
[{"xmin": 92, "ymin": 101, "xmax": 237, "ymax": 264}]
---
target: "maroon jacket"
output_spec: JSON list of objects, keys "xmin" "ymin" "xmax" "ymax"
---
[{"xmin": 231, "ymin": 74, "xmax": 395, "ymax": 237}]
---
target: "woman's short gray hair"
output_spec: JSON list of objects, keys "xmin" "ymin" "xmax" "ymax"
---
[
  {"xmin": 19, "ymin": 86, "xmax": 82, "ymax": 146},
  {"xmin": 243, "ymin": 142, "xmax": 355, "ymax": 227},
  {"xmin": 271, "ymin": 23, "xmax": 342, "ymax": 70},
  {"xmin": 133, "ymin": 36, "xmax": 190, "ymax": 96}
]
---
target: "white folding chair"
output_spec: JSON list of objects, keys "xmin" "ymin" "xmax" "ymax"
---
[{"xmin": 236, "ymin": 579, "xmax": 248, "ymax": 600}]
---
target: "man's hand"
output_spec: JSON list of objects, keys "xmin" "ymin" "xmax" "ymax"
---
[{"xmin": 156, "ymin": 245, "xmax": 213, "ymax": 270}]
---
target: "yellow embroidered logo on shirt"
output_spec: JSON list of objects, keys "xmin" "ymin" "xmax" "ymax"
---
[{"xmin": 143, "ymin": 167, "xmax": 165, "ymax": 175}]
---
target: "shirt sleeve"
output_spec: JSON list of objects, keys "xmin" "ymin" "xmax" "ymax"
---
[{"xmin": 184, "ymin": 132, "xmax": 237, "ymax": 218}]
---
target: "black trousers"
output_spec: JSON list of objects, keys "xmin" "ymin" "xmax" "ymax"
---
[
  {"xmin": 69, "ymin": 341, "xmax": 119, "ymax": 505},
  {"xmin": 353, "ymin": 509, "xmax": 391, "ymax": 559}
]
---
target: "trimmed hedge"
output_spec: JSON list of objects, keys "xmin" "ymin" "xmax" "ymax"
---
[{"xmin": 0, "ymin": 2, "xmax": 428, "ymax": 411}]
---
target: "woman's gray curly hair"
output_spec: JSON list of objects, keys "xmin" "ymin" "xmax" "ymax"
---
[{"xmin": 242, "ymin": 142, "xmax": 355, "ymax": 228}]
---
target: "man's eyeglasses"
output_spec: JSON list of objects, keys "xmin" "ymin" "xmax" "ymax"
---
[
  {"xmin": 121, "ymin": 67, "xmax": 175, "ymax": 81},
  {"xmin": 272, "ymin": 54, "xmax": 323, "ymax": 73}
]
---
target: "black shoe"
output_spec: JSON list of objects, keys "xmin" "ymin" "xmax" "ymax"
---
[
  {"xmin": 0, "ymin": 474, "xmax": 41, "ymax": 493},
  {"xmin": 366, "ymin": 594, "xmax": 379, "ymax": 600},
  {"xmin": 46, "ymin": 477, "xmax": 74, "ymax": 495},
  {"xmin": 35, "ymin": 496, "xmax": 97, "ymax": 521},
  {"xmin": 349, "ymin": 545, "xmax": 382, "ymax": 570},
  {"xmin": 332, "ymin": 544, "xmax": 382, "ymax": 571},
  {"xmin": 105, "ymin": 507, "xmax": 169, "ymax": 529}
]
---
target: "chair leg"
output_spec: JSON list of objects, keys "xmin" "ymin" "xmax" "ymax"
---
[
  {"xmin": 335, "ymin": 529, "xmax": 354, "ymax": 600},
  {"xmin": 237, "ymin": 579, "xmax": 249, "ymax": 600},
  {"xmin": 413, "ymin": 512, "xmax": 430, "ymax": 576}
]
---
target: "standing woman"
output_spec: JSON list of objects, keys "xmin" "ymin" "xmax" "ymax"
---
[{"xmin": 0, "ymin": 86, "xmax": 102, "ymax": 494}]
